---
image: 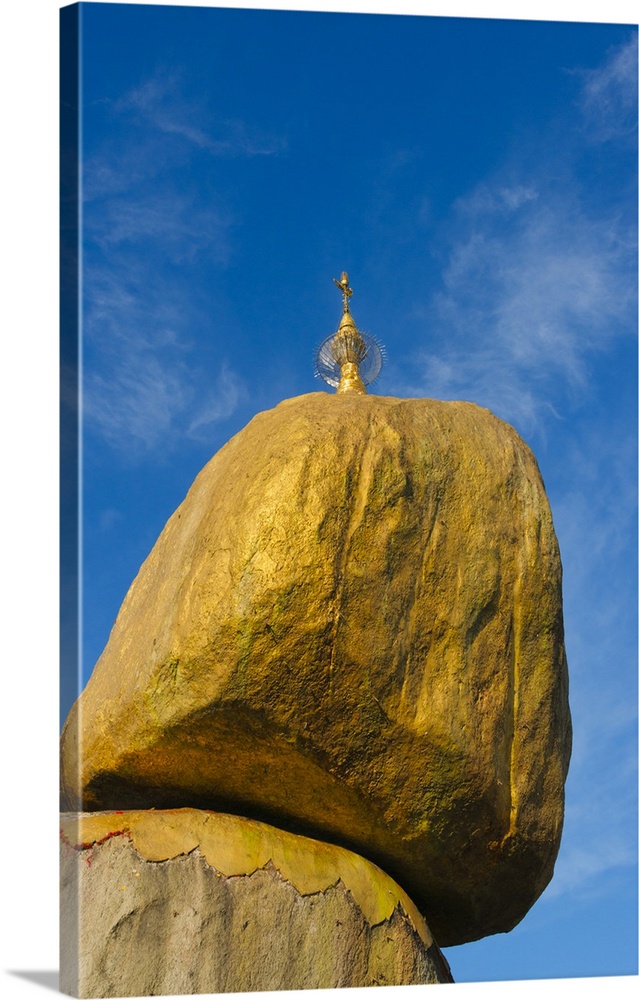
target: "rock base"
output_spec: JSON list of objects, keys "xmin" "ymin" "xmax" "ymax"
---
[{"xmin": 60, "ymin": 809, "xmax": 453, "ymax": 997}]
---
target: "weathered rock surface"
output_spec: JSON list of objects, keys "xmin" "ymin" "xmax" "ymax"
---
[
  {"xmin": 61, "ymin": 392, "xmax": 571, "ymax": 945},
  {"xmin": 60, "ymin": 809, "xmax": 452, "ymax": 996}
]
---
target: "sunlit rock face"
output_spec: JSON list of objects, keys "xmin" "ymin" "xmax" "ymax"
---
[{"xmin": 61, "ymin": 392, "xmax": 571, "ymax": 946}]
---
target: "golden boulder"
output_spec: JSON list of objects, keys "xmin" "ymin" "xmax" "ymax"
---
[{"xmin": 61, "ymin": 392, "xmax": 571, "ymax": 946}]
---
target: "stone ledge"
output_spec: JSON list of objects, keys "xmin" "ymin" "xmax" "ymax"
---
[{"xmin": 60, "ymin": 808, "xmax": 453, "ymax": 996}]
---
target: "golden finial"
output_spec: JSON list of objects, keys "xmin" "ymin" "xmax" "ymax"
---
[
  {"xmin": 314, "ymin": 272, "xmax": 385, "ymax": 395},
  {"xmin": 333, "ymin": 271, "xmax": 353, "ymax": 313}
]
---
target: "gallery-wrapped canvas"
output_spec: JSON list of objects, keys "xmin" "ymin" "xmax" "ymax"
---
[{"xmin": 60, "ymin": 3, "xmax": 637, "ymax": 998}]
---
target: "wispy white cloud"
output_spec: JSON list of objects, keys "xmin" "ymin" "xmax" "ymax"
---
[
  {"xmin": 577, "ymin": 34, "xmax": 638, "ymax": 143},
  {"xmin": 545, "ymin": 703, "xmax": 637, "ymax": 902},
  {"xmin": 399, "ymin": 182, "xmax": 636, "ymax": 435},
  {"xmin": 115, "ymin": 75, "xmax": 214, "ymax": 149},
  {"xmin": 546, "ymin": 834, "xmax": 636, "ymax": 902},
  {"xmin": 83, "ymin": 71, "xmax": 286, "ymax": 213},
  {"xmin": 81, "ymin": 69, "xmax": 268, "ymax": 457},
  {"xmin": 98, "ymin": 508, "xmax": 123, "ymax": 531},
  {"xmin": 88, "ymin": 193, "xmax": 233, "ymax": 263},
  {"xmin": 188, "ymin": 363, "xmax": 246, "ymax": 438},
  {"xmin": 113, "ymin": 70, "xmax": 287, "ymax": 157},
  {"xmin": 83, "ymin": 335, "xmax": 247, "ymax": 457},
  {"xmin": 82, "ymin": 260, "xmax": 246, "ymax": 456},
  {"xmin": 389, "ymin": 39, "xmax": 637, "ymax": 437},
  {"xmin": 549, "ymin": 679, "xmax": 638, "ymax": 901},
  {"xmin": 83, "ymin": 352, "xmax": 193, "ymax": 453}
]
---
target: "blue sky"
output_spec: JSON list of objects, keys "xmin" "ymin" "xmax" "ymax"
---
[{"xmin": 5, "ymin": 1, "xmax": 636, "ymax": 997}]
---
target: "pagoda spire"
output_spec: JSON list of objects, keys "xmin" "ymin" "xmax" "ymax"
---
[
  {"xmin": 330, "ymin": 272, "xmax": 367, "ymax": 394},
  {"xmin": 314, "ymin": 272, "xmax": 384, "ymax": 394}
]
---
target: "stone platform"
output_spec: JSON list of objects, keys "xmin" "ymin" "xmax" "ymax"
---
[{"xmin": 60, "ymin": 808, "xmax": 453, "ymax": 997}]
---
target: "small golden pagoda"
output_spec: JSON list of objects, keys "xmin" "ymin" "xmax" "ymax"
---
[{"xmin": 315, "ymin": 271, "xmax": 384, "ymax": 393}]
